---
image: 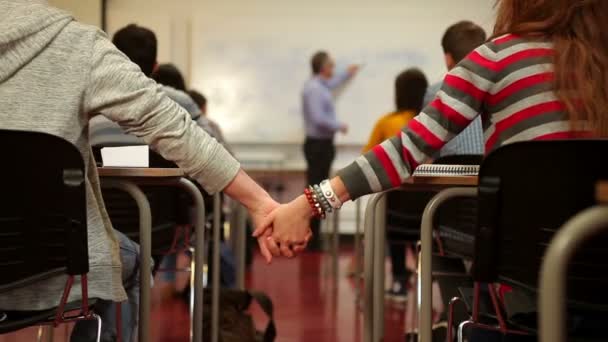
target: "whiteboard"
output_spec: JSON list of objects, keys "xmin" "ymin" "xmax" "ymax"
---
[{"xmin": 108, "ymin": 0, "xmax": 496, "ymax": 144}]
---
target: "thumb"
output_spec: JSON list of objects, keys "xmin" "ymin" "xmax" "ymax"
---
[{"xmin": 252, "ymin": 209, "xmax": 277, "ymax": 237}]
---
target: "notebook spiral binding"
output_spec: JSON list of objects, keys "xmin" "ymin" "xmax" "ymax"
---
[{"xmin": 413, "ymin": 164, "xmax": 480, "ymax": 177}]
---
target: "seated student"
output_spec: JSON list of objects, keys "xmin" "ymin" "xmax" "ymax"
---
[
  {"xmin": 89, "ymin": 25, "xmax": 217, "ymax": 148},
  {"xmin": 152, "ymin": 66, "xmax": 236, "ymax": 294},
  {"xmin": 424, "ymin": 21, "xmax": 487, "ymax": 158},
  {"xmin": 362, "ymin": 68, "xmax": 428, "ymax": 301},
  {"xmin": 257, "ymin": 0, "xmax": 607, "ymax": 337},
  {"xmin": 0, "ymin": 3, "xmax": 285, "ymax": 342},
  {"xmin": 188, "ymin": 90, "xmax": 233, "ymax": 154},
  {"xmin": 150, "ymin": 64, "xmax": 230, "ymax": 151}
]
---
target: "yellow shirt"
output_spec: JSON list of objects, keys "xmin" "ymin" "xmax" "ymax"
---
[{"xmin": 363, "ymin": 110, "xmax": 416, "ymax": 152}]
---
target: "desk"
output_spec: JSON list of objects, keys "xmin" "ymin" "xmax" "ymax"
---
[
  {"xmin": 98, "ymin": 167, "xmax": 211, "ymax": 342},
  {"xmin": 363, "ymin": 176, "xmax": 478, "ymax": 342}
]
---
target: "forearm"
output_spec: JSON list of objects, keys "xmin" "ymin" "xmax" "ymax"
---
[
  {"xmin": 327, "ymin": 69, "xmax": 353, "ymax": 89},
  {"xmin": 223, "ymin": 169, "xmax": 274, "ymax": 212},
  {"xmin": 330, "ymin": 176, "xmax": 351, "ymax": 203},
  {"xmin": 292, "ymin": 176, "xmax": 352, "ymax": 220}
]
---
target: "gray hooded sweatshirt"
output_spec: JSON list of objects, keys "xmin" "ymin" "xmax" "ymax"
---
[{"xmin": 0, "ymin": 0, "xmax": 240, "ymax": 310}]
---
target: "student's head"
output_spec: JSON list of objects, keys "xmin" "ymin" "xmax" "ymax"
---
[
  {"xmin": 311, "ymin": 51, "xmax": 335, "ymax": 79},
  {"xmin": 395, "ymin": 68, "xmax": 429, "ymax": 113},
  {"xmin": 441, "ymin": 21, "xmax": 487, "ymax": 70},
  {"xmin": 494, "ymin": 0, "xmax": 608, "ymax": 136},
  {"xmin": 188, "ymin": 90, "xmax": 207, "ymax": 115},
  {"xmin": 112, "ymin": 24, "xmax": 157, "ymax": 77},
  {"xmin": 151, "ymin": 64, "xmax": 187, "ymax": 91}
]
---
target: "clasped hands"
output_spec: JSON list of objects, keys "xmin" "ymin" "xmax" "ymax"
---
[{"xmin": 250, "ymin": 194, "xmax": 313, "ymax": 263}]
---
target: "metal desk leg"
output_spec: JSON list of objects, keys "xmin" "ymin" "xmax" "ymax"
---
[
  {"xmin": 102, "ymin": 180, "xmax": 152, "ymax": 342},
  {"xmin": 234, "ymin": 205, "xmax": 247, "ymax": 290},
  {"xmin": 176, "ymin": 179, "xmax": 206, "ymax": 342},
  {"xmin": 354, "ymin": 199, "xmax": 362, "ymax": 282},
  {"xmin": 539, "ymin": 206, "xmax": 608, "ymax": 342},
  {"xmin": 372, "ymin": 193, "xmax": 387, "ymax": 342},
  {"xmin": 419, "ymin": 188, "xmax": 476, "ymax": 342},
  {"xmin": 211, "ymin": 194, "xmax": 221, "ymax": 342},
  {"xmin": 363, "ymin": 193, "xmax": 385, "ymax": 342},
  {"xmin": 332, "ymin": 210, "xmax": 340, "ymax": 279}
]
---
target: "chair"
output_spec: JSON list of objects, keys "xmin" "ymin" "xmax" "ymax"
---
[
  {"xmin": 387, "ymin": 154, "xmax": 481, "ymax": 250},
  {"xmin": 0, "ymin": 129, "xmax": 100, "ymax": 340},
  {"xmin": 447, "ymin": 140, "xmax": 608, "ymax": 341},
  {"xmin": 432, "ymin": 154, "xmax": 481, "ymax": 259},
  {"xmin": 435, "ymin": 154, "xmax": 483, "ymax": 166},
  {"xmin": 540, "ymin": 205, "xmax": 608, "ymax": 342}
]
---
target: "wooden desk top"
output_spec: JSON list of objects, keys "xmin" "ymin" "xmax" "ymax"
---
[
  {"xmin": 97, "ymin": 167, "xmax": 185, "ymax": 178},
  {"xmin": 596, "ymin": 181, "xmax": 608, "ymax": 203},
  {"xmin": 407, "ymin": 175, "xmax": 479, "ymax": 187}
]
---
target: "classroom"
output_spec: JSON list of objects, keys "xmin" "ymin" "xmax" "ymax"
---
[{"xmin": 1, "ymin": 0, "xmax": 607, "ymax": 341}]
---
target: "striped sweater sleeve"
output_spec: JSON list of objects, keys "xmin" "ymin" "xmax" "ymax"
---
[{"xmin": 337, "ymin": 43, "xmax": 498, "ymax": 199}]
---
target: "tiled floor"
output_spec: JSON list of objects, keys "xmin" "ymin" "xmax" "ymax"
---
[{"xmin": 0, "ymin": 250, "xmax": 408, "ymax": 342}]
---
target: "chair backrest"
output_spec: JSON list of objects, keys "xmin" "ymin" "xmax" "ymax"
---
[
  {"xmin": 473, "ymin": 140, "xmax": 608, "ymax": 306},
  {"xmin": 0, "ymin": 129, "xmax": 88, "ymax": 293},
  {"xmin": 435, "ymin": 154, "xmax": 484, "ymax": 166}
]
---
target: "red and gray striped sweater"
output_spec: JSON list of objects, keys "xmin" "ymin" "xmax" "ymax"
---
[{"xmin": 337, "ymin": 34, "xmax": 591, "ymax": 199}]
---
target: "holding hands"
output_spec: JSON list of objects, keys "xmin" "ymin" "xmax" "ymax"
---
[
  {"xmin": 252, "ymin": 178, "xmax": 350, "ymax": 262},
  {"xmin": 253, "ymin": 195, "xmax": 313, "ymax": 261},
  {"xmin": 223, "ymin": 170, "xmax": 349, "ymax": 263}
]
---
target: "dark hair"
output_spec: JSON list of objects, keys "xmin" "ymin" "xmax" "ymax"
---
[
  {"xmin": 395, "ymin": 68, "xmax": 429, "ymax": 113},
  {"xmin": 188, "ymin": 90, "xmax": 207, "ymax": 109},
  {"xmin": 151, "ymin": 64, "xmax": 187, "ymax": 91},
  {"xmin": 441, "ymin": 21, "xmax": 487, "ymax": 63},
  {"xmin": 112, "ymin": 24, "xmax": 157, "ymax": 76},
  {"xmin": 311, "ymin": 51, "xmax": 330, "ymax": 75}
]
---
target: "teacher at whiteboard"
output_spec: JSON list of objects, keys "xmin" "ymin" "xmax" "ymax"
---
[{"xmin": 301, "ymin": 51, "xmax": 359, "ymax": 250}]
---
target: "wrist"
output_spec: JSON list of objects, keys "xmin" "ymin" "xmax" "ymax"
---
[
  {"xmin": 330, "ymin": 177, "xmax": 351, "ymax": 203},
  {"xmin": 248, "ymin": 191, "xmax": 275, "ymax": 213},
  {"xmin": 295, "ymin": 194, "xmax": 315, "ymax": 219}
]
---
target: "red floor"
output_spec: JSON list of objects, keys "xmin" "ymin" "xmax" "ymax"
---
[{"xmin": 0, "ymin": 250, "xmax": 407, "ymax": 342}]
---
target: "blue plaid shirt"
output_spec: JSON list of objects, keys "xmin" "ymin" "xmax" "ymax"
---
[{"xmin": 423, "ymin": 82, "xmax": 485, "ymax": 157}]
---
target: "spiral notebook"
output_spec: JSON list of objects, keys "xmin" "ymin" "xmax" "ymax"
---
[{"xmin": 413, "ymin": 164, "xmax": 480, "ymax": 177}]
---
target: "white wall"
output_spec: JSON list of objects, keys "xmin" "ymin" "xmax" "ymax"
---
[
  {"xmin": 106, "ymin": 0, "xmax": 495, "ymax": 144},
  {"xmin": 106, "ymin": 0, "xmax": 496, "ymax": 233},
  {"xmin": 106, "ymin": 0, "xmax": 194, "ymax": 83},
  {"xmin": 48, "ymin": 0, "xmax": 102, "ymax": 27}
]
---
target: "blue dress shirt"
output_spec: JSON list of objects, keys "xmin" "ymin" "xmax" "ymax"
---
[
  {"xmin": 424, "ymin": 81, "xmax": 485, "ymax": 157},
  {"xmin": 301, "ymin": 70, "xmax": 351, "ymax": 139}
]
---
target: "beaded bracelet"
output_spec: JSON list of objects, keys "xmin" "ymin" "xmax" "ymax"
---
[
  {"xmin": 313, "ymin": 184, "xmax": 333, "ymax": 214},
  {"xmin": 310, "ymin": 186, "xmax": 330, "ymax": 218},
  {"xmin": 320, "ymin": 179, "xmax": 342, "ymax": 210},
  {"xmin": 304, "ymin": 187, "xmax": 326, "ymax": 219}
]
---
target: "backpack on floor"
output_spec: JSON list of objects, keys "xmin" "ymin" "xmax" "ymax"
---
[{"xmin": 203, "ymin": 288, "xmax": 276, "ymax": 342}]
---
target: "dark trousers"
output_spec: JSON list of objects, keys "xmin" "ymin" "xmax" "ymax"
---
[
  {"xmin": 303, "ymin": 137, "xmax": 335, "ymax": 250},
  {"xmin": 388, "ymin": 240, "xmax": 412, "ymax": 282}
]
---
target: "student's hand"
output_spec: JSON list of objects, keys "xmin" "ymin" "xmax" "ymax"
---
[
  {"xmin": 253, "ymin": 195, "xmax": 313, "ymax": 258},
  {"xmin": 247, "ymin": 196, "xmax": 281, "ymax": 263},
  {"xmin": 347, "ymin": 64, "xmax": 360, "ymax": 76},
  {"xmin": 339, "ymin": 123, "xmax": 349, "ymax": 134},
  {"xmin": 256, "ymin": 228, "xmax": 275, "ymax": 263}
]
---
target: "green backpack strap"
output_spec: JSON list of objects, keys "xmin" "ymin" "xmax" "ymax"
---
[{"xmin": 249, "ymin": 291, "xmax": 276, "ymax": 342}]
